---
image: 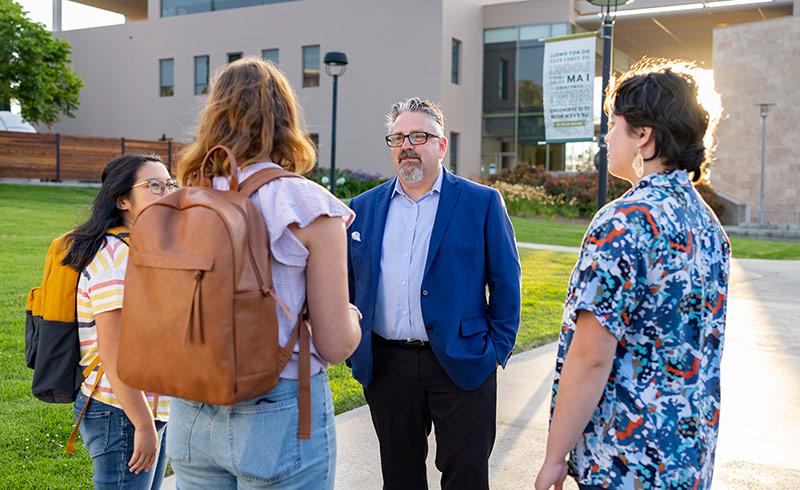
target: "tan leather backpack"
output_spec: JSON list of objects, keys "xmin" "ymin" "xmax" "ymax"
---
[{"xmin": 117, "ymin": 145, "xmax": 312, "ymax": 438}]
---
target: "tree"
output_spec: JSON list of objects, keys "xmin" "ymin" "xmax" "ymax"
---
[{"xmin": 0, "ymin": 0, "xmax": 83, "ymax": 127}]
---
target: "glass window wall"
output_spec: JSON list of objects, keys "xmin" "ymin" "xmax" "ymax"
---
[
  {"xmin": 483, "ymin": 22, "xmax": 589, "ymax": 175},
  {"xmin": 162, "ymin": 0, "xmax": 297, "ymax": 17}
]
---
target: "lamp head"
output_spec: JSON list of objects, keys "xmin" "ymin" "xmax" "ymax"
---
[
  {"xmin": 324, "ymin": 51, "xmax": 348, "ymax": 77},
  {"xmin": 587, "ymin": 0, "xmax": 633, "ymax": 6}
]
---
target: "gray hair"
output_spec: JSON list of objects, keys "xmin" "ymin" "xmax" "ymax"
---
[{"xmin": 385, "ymin": 97, "xmax": 446, "ymax": 135}]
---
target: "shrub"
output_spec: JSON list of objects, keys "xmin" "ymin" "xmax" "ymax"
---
[
  {"xmin": 487, "ymin": 163, "xmax": 629, "ymax": 218},
  {"xmin": 306, "ymin": 167, "xmax": 388, "ymax": 199},
  {"xmin": 491, "ymin": 181, "xmax": 581, "ymax": 218},
  {"xmin": 488, "ymin": 163, "xmax": 728, "ymax": 221}
]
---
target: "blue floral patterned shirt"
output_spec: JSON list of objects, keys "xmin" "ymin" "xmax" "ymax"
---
[{"xmin": 552, "ymin": 170, "xmax": 731, "ymax": 489}]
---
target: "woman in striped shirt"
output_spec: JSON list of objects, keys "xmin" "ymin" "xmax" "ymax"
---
[{"xmin": 62, "ymin": 154, "xmax": 177, "ymax": 489}]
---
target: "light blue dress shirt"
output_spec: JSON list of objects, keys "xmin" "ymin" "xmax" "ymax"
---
[{"xmin": 373, "ymin": 167, "xmax": 444, "ymax": 341}]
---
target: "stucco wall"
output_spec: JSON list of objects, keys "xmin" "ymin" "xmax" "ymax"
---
[
  {"xmin": 440, "ymin": 0, "xmax": 485, "ymax": 178},
  {"xmin": 54, "ymin": 0, "xmax": 450, "ymax": 177},
  {"xmin": 483, "ymin": 0, "xmax": 573, "ymax": 29}
]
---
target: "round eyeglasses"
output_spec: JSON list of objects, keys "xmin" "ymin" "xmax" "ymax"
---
[
  {"xmin": 130, "ymin": 178, "xmax": 179, "ymax": 195},
  {"xmin": 385, "ymin": 131, "xmax": 441, "ymax": 147}
]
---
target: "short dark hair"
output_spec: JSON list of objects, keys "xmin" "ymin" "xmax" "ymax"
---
[{"xmin": 605, "ymin": 58, "xmax": 719, "ymax": 183}]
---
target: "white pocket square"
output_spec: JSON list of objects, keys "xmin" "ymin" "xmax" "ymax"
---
[{"xmin": 351, "ymin": 231, "xmax": 361, "ymax": 242}]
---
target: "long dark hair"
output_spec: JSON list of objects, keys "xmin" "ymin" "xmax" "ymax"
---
[
  {"xmin": 605, "ymin": 58, "xmax": 720, "ymax": 183},
  {"xmin": 62, "ymin": 154, "xmax": 163, "ymax": 271}
]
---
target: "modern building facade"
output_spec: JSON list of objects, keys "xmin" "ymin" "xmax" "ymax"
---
[
  {"xmin": 49, "ymin": 0, "xmax": 798, "ymax": 221},
  {"xmin": 52, "ymin": 0, "xmax": 490, "ymax": 178}
]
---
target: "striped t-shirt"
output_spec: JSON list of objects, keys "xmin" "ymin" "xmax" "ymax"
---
[{"xmin": 77, "ymin": 234, "xmax": 169, "ymax": 421}]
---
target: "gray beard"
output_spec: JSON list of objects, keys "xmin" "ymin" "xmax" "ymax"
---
[{"xmin": 398, "ymin": 161, "xmax": 424, "ymax": 185}]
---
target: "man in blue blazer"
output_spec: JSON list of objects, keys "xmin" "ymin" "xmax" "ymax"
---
[{"xmin": 347, "ymin": 98, "xmax": 521, "ymax": 490}]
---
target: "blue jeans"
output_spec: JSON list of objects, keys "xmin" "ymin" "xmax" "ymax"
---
[
  {"xmin": 74, "ymin": 393, "xmax": 168, "ymax": 490},
  {"xmin": 167, "ymin": 373, "xmax": 336, "ymax": 489}
]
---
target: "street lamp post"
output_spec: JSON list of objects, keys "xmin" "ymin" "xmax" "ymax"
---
[
  {"xmin": 324, "ymin": 51, "xmax": 348, "ymax": 195},
  {"xmin": 588, "ymin": 0, "xmax": 631, "ymax": 209},
  {"xmin": 756, "ymin": 103, "xmax": 775, "ymax": 225}
]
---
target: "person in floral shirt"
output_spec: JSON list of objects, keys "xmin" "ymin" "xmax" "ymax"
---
[{"xmin": 535, "ymin": 58, "xmax": 730, "ymax": 490}]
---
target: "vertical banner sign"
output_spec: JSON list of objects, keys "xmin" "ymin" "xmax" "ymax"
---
[{"xmin": 543, "ymin": 33, "xmax": 596, "ymax": 143}]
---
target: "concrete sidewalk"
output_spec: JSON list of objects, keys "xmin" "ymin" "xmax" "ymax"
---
[
  {"xmin": 334, "ymin": 342, "xmax": 570, "ymax": 489},
  {"xmin": 164, "ymin": 257, "xmax": 800, "ymax": 489},
  {"xmin": 338, "ymin": 257, "xmax": 800, "ymax": 489}
]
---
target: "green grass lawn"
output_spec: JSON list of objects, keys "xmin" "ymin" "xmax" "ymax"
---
[
  {"xmin": 0, "ymin": 184, "xmax": 574, "ymax": 488},
  {"xmin": 2, "ymin": 183, "xmax": 797, "ymax": 487},
  {"xmin": 327, "ymin": 249, "xmax": 575, "ymax": 415},
  {"xmin": 511, "ymin": 216, "xmax": 800, "ymax": 260}
]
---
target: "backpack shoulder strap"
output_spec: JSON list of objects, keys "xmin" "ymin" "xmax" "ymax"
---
[
  {"xmin": 66, "ymin": 359, "xmax": 104, "ymax": 454},
  {"xmin": 277, "ymin": 305, "xmax": 311, "ymax": 440},
  {"xmin": 105, "ymin": 227, "xmax": 130, "ymax": 246},
  {"xmin": 238, "ymin": 168, "xmax": 303, "ymax": 197},
  {"xmin": 28, "ymin": 233, "xmax": 79, "ymax": 322}
]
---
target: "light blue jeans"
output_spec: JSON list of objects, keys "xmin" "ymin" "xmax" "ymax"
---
[
  {"xmin": 167, "ymin": 373, "xmax": 336, "ymax": 490},
  {"xmin": 74, "ymin": 393, "xmax": 168, "ymax": 490}
]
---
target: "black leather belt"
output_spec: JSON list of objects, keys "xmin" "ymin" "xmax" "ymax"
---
[{"xmin": 376, "ymin": 335, "xmax": 430, "ymax": 348}]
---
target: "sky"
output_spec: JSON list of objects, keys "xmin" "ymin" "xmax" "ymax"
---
[{"xmin": 16, "ymin": 0, "xmax": 124, "ymax": 31}]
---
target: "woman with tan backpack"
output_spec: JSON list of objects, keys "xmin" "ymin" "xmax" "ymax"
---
[{"xmin": 165, "ymin": 57, "xmax": 361, "ymax": 489}]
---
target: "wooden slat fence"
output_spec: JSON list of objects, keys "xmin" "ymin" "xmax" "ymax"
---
[
  {"xmin": 0, "ymin": 131, "xmax": 185, "ymax": 181},
  {"xmin": 0, "ymin": 132, "xmax": 59, "ymax": 180}
]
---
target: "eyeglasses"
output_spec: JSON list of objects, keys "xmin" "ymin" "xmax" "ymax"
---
[
  {"xmin": 130, "ymin": 178, "xmax": 179, "ymax": 195},
  {"xmin": 385, "ymin": 131, "xmax": 441, "ymax": 147}
]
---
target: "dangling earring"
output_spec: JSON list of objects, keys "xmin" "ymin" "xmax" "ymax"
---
[{"xmin": 632, "ymin": 149, "xmax": 644, "ymax": 178}]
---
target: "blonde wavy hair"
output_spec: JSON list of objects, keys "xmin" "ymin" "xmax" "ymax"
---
[{"xmin": 177, "ymin": 56, "xmax": 316, "ymax": 185}]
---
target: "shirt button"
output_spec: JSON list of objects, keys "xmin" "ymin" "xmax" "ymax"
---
[
  {"xmin": 425, "ymin": 324, "xmax": 433, "ymax": 332},
  {"xmin": 422, "ymin": 290, "xmax": 429, "ymax": 296},
  {"xmin": 402, "ymin": 281, "xmax": 406, "ymax": 285}
]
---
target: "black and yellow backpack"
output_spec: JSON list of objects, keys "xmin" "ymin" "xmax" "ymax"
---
[{"xmin": 25, "ymin": 227, "xmax": 129, "ymax": 453}]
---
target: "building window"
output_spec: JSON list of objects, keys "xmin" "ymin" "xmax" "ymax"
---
[
  {"xmin": 228, "ymin": 52, "xmax": 243, "ymax": 63},
  {"xmin": 159, "ymin": 58, "xmax": 174, "ymax": 97},
  {"xmin": 449, "ymin": 132, "xmax": 459, "ymax": 174},
  {"xmin": 194, "ymin": 55, "xmax": 209, "ymax": 95},
  {"xmin": 302, "ymin": 45, "xmax": 320, "ymax": 87},
  {"xmin": 498, "ymin": 58, "xmax": 509, "ymax": 100},
  {"xmin": 262, "ymin": 48, "xmax": 279, "ymax": 65},
  {"xmin": 451, "ymin": 38, "xmax": 461, "ymax": 85},
  {"xmin": 162, "ymin": 0, "xmax": 298, "ymax": 17},
  {"xmin": 309, "ymin": 133, "xmax": 319, "ymax": 164}
]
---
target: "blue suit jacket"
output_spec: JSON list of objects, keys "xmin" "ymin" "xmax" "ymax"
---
[{"xmin": 347, "ymin": 169, "xmax": 521, "ymax": 391}]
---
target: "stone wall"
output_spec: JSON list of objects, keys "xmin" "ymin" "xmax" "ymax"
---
[{"xmin": 712, "ymin": 16, "xmax": 800, "ymax": 225}]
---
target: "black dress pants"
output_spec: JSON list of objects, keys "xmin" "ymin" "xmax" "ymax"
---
[{"xmin": 364, "ymin": 334, "xmax": 497, "ymax": 490}]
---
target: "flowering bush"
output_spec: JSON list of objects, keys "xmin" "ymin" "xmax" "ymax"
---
[
  {"xmin": 487, "ymin": 163, "xmax": 727, "ymax": 220},
  {"xmin": 306, "ymin": 167, "xmax": 388, "ymax": 199},
  {"xmin": 487, "ymin": 164, "xmax": 629, "ymax": 218},
  {"xmin": 304, "ymin": 163, "xmax": 727, "ymax": 221},
  {"xmin": 491, "ymin": 181, "xmax": 580, "ymax": 218}
]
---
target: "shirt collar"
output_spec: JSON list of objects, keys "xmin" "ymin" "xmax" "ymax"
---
[
  {"xmin": 635, "ymin": 169, "xmax": 691, "ymax": 191},
  {"xmin": 392, "ymin": 165, "xmax": 444, "ymax": 200}
]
